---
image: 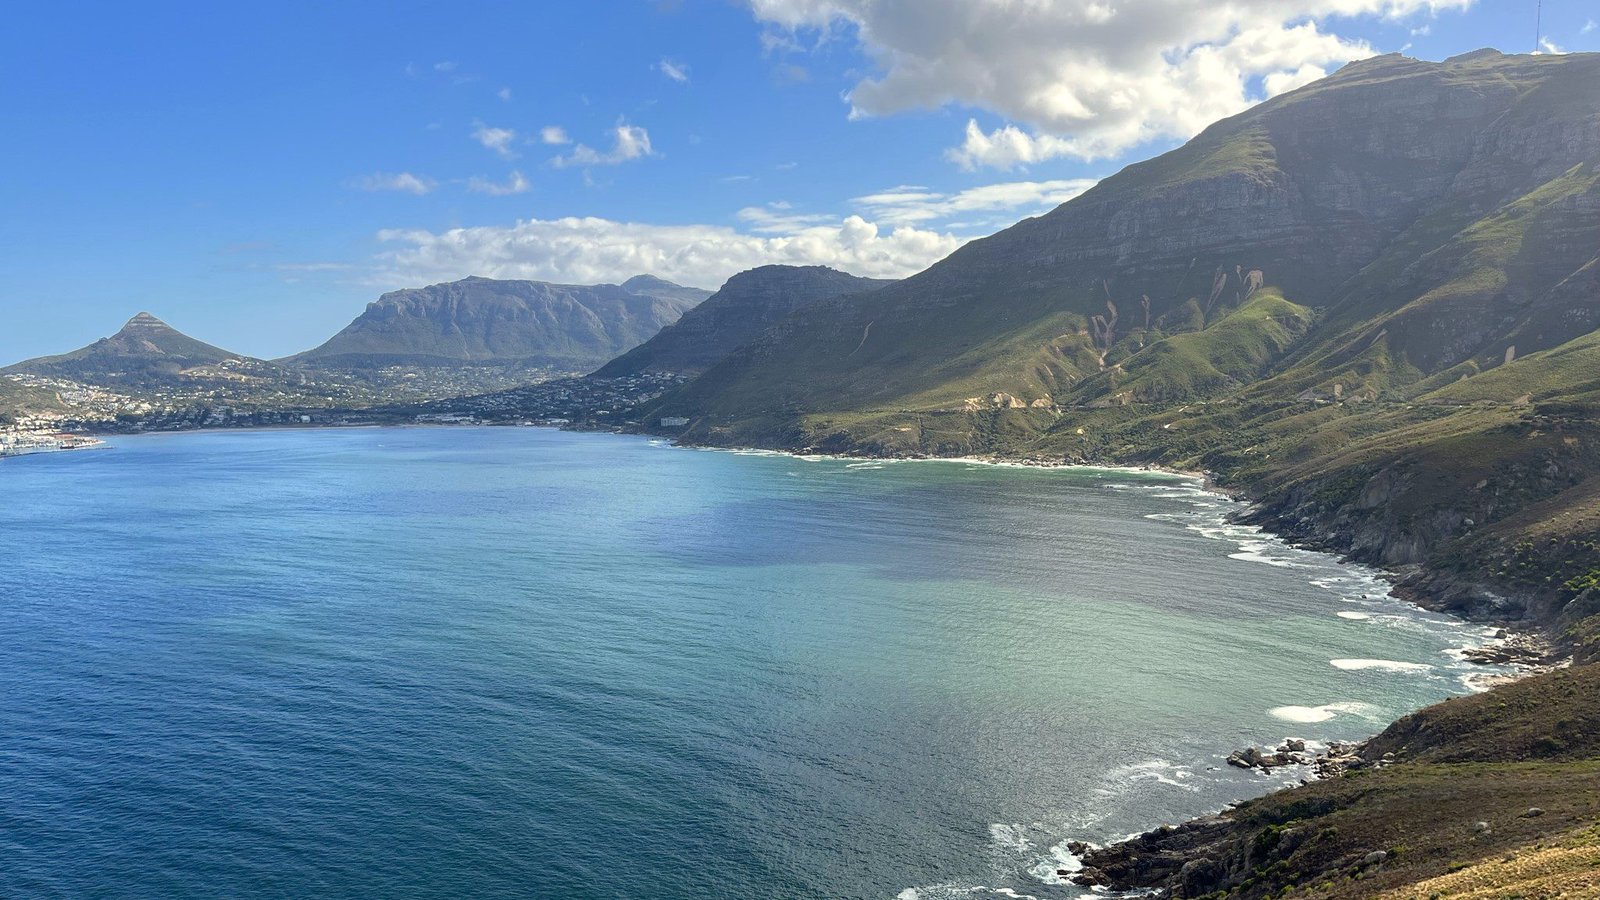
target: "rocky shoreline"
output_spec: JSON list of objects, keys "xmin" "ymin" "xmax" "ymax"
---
[{"xmin": 646, "ymin": 434, "xmax": 1587, "ymax": 896}]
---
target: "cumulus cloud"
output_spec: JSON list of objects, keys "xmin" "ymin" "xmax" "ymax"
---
[
  {"xmin": 467, "ymin": 170, "xmax": 531, "ymax": 196},
  {"xmin": 372, "ymin": 214, "xmax": 961, "ymax": 289},
  {"xmin": 472, "ymin": 123, "xmax": 518, "ymax": 158},
  {"xmin": 657, "ymin": 58, "xmax": 691, "ymax": 83},
  {"xmin": 345, "ymin": 172, "xmax": 437, "ymax": 195},
  {"xmin": 749, "ymin": 0, "xmax": 1471, "ymax": 166},
  {"xmin": 539, "ymin": 125, "xmax": 571, "ymax": 145},
  {"xmin": 552, "ymin": 124, "xmax": 655, "ymax": 168}
]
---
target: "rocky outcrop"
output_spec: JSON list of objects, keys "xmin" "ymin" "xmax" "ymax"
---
[{"xmin": 1227, "ymin": 739, "xmax": 1315, "ymax": 771}]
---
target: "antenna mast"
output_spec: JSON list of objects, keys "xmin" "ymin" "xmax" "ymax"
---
[{"xmin": 1535, "ymin": 0, "xmax": 1542, "ymax": 53}]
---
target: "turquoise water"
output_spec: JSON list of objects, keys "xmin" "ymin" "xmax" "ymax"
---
[{"xmin": 0, "ymin": 428, "xmax": 1502, "ymax": 899}]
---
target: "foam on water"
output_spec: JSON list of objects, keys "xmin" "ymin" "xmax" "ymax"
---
[
  {"xmin": 1330, "ymin": 658, "xmax": 1435, "ymax": 673},
  {"xmin": 1270, "ymin": 701, "xmax": 1385, "ymax": 723}
]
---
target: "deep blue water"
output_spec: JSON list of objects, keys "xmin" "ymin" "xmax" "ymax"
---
[{"xmin": 0, "ymin": 428, "xmax": 1502, "ymax": 899}]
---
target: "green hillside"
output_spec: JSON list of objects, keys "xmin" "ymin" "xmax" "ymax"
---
[
  {"xmin": 653, "ymin": 52, "xmax": 1600, "ymax": 449},
  {"xmin": 638, "ymin": 49, "xmax": 1600, "ymax": 666}
]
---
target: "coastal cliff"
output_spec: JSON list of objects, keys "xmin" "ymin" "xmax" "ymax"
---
[
  {"xmin": 1071, "ymin": 664, "xmax": 1600, "ymax": 898},
  {"xmin": 619, "ymin": 50, "xmax": 1600, "ymax": 897},
  {"xmin": 638, "ymin": 49, "xmax": 1600, "ymax": 660}
]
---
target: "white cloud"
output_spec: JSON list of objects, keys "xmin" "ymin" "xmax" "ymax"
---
[
  {"xmin": 1263, "ymin": 63, "xmax": 1333, "ymax": 97},
  {"xmin": 657, "ymin": 58, "xmax": 691, "ymax": 83},
  {"xmin": 851, "ymin": 178, "xmax": 1099, "ymax": 226},
  {"xmin": 945, "ymin": 123, "xmax": 1084, "ymax": 172},
  {"xmin": 467, "ymin": 171, "xmax": 531, "ymax": 196},
  {"xmin": 749, "ymin": 0, "xmax": 1472, "ymax": 166},
  {"xmin": 497, "ymin": 86, "xmax": 513, "ymax": 102},
  {"xmin": 736, "ymin": 203, "xmax": 836, "ymax": 233},
  {"xmin": 1537, "ymin": 37, "xmax": 1565, "ymax": 55},
  {"xmin": 539, "ymin": 125, "xmax": 571, "ymax": 145},
  {"xmin": 373, "ymin": 214, "xmax": 961, "ymax": 288},
  {"xmin": 345, "ymin": 172, "xmax": 437, "ymax": 195},
  {"xmin": 1582, "ymin": 19, "xmax": 1597, "ymax": 35},
  {"xmin": 552, "ymin": 124, "xmax": 655, "ymax": 168},
  {"xmin": 472, "ymin": 123, "xmax": 518, "ymax": 158}
]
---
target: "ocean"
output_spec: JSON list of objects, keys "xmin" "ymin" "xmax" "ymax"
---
[{"xmin": 0, "ymin": 427, "xmax": 1506, "ymax": 899}]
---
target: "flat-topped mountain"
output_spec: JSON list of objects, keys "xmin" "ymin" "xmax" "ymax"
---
[
  {"xmin": 653, "ymin": 50, "xmax": 1600, "ymax": 438},
  {"xmin": 285, "ymin": 275, "xmax": 711, "ymax": 371},
  {"xmin": 591, "ymin": 266, "xmax": 892, "ymax": 378},
  {"xmin": 2, "ymin": 313, "xmax": 250, "ymax": 383}
]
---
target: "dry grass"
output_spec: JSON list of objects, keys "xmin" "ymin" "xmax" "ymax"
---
[{"xmin": 1378, "ymin": 828, "xmax": 1600, "ymax": 899}]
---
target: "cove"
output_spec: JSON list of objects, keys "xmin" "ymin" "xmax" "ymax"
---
[{"xmin": 0, "ymin": 427, "xmax": 1507, "ymax": 899}]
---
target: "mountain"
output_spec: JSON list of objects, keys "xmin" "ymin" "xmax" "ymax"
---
[
  {"xmin": 647, "ymin": 51, "xmax": 1600, "ymax": 660},
  {"xmin": 1, "ymin": 312, "xmax": 249, "ymax": 384},
  {"xmin": 653, "ymin": 50, "xmax": 1600, "ymax": 440},
  {"xmin": 285, "ymin": 275, "xmax": 711, "ymax": 370},
  {"xmin": 591, "ymin": 266, "xmax": 893, "ymax": 378}
]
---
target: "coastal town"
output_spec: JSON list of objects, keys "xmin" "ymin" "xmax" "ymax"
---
[
  {"xmin": 0, "ymin": 428, "xmax": 103, "ymax": 458},
  {"xmin": 0, "ymin": 368, "xmax": 690, "ymax": 460}
]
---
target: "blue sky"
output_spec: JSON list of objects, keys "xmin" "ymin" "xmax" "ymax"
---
[{"xmin": 3, "ymin": 0, "xmax": 1597, "ymax": 362}]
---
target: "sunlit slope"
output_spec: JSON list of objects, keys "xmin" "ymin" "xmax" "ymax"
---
[{"xmin": 652, "ymin": 51, "xmax": 1600, "ymax": 448}]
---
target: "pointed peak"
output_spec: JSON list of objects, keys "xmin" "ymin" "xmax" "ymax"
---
[{"xmin": 123, "ymin": 311, "xmax": 169, "ymax": 329}]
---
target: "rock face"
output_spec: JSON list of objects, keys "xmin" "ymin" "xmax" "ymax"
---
[
  {"xmin": 592, "ymin": 266, "xmax": 891, "ymax": 378},
  {"xmin": 652, "ymin": 51, "xmax": 1600, "ymax": 441},
  {"xmin": 286, "ymin": 275, "xmax": 711, "ymax": 370},
  {"xmin": 2, "ymin": 313, "xmax": 248, "ymax": 383}
]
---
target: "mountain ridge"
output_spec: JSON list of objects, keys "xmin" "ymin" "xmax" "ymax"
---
[
  {"xmin": 592, "ymin": 265, "xmax": 892, "ymax": 378},
  {"xmin": 634, "ymin": 50, "xmax": 1600, "ymax": 668},
  {"xmin": 650, "ymin": 50, "xmax": 1600, "ymax": 436},
  {"xmin": 283, "ymin": 275, "xmax": 711, "ymax": 370}
]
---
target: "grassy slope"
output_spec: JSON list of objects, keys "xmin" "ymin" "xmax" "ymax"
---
[
  {"xmin": 1069, "ymin": 288, "xmax": 1315, "ymax": 404},
  {"xmin": 1424, "ymin": 321, "xmax": 1600, "ymax": 405},
  {"xmin": 1081, "ymin": 664, "xmax": 1600, "ymax": 899},
  {"xmin": 655, "ymin": 53, "xmax": 1599, "ymax": 445},
  {"xmin": 1375, "ymin": 827, "xmax": 1600, "ymax": 899},
  {"xmin": 0, "ymin": 377, "xmax": 65, "ymax": 424}
]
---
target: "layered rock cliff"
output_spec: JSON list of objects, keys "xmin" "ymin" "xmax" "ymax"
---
[{"xmin": 286, "ymin": 275, "xmax": 710, "ymax": 370}]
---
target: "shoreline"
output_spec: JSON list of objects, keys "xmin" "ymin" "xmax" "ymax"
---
[
  {"xmin": 37, "ymin": 420, "xmax": 1561, "ymax": 893},
  {"xmin": 0, "ymin": 435, "xmax": 107, "ymax": 462},
  {"xmin": 646, "ymin": 431, "xmax": 1562, "ymax": 892}
]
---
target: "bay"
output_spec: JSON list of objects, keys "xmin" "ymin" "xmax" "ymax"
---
[{"xmin": 0, "ymin": 428, "xmax": 1503, "ymax": 899}]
